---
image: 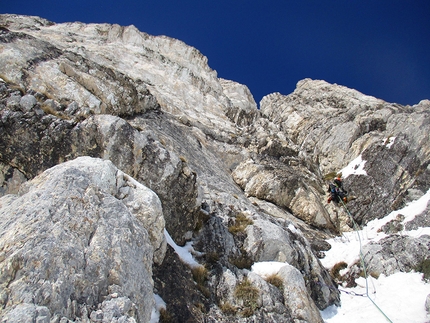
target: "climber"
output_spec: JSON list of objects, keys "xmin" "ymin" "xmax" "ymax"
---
[{"xmin": 327, "ymin": 175, "xmax": 348, "ymax": 204}]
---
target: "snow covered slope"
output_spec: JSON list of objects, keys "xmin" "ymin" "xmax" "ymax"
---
[{"xmin": 321, "ymin": 189, "xmax": 430, "ymax": 322}]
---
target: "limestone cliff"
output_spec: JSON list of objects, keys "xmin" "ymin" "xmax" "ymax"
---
[{"xmin": 0, "ymin": 14, "xmax": 429, "ymax": 323}]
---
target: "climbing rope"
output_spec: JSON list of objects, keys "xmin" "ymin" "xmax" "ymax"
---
[{"xmin": 339, "ymin": 199, "xmax": 394, "ymax": 323}]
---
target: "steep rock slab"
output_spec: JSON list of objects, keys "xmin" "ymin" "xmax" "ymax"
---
[
  {"xmin": 0, "ymin": 26, "xmax": 159, "ymax": 118},
  {"xmin": 0, "ymin": 157, "xmax": 165, "ymax": 322},
  {"xmin": 345, "ymin": 137, "xmax": 428, "ymax": 224},
  {"xmin": 260, "ymin": 79, "xmax": 385, "ymax": 174},
  {"xmin": 220, "ymin": 78, "xmax": 259, "ymax": 127},
  {"xmin": 0, "ymin": 91, "xmax": 78, "ymax": 180}
]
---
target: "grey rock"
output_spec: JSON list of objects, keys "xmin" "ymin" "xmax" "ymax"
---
[
  {"xmin": 0, "ymin": 83, "xmax": 7, "ymax": 96},
  {"xmin": 90, "ymin": 296, "xmax": 137, "ymax": 322},
  {"xmin": 74, "ymin": 115, "xmax": 199, "ymax": 246},
  {"xmin": 209, "ymin": 269, "xmax": 293, "ymax": 322},
  {"xmin": 65, "ymin": 101, "xmax": 79, "ymax": 115},
  {"xmin": 195, "ymin": 216, "xmax": 240, "ymax": 261},
  {"xmin": 42, "ymin": 98, "xmax": 61, "ymax": 111},
  {"xmin": 379, "ymin": 214, "xmax": 405, "ymax": 234},
  {"xmin": 0, "ymin": 90, "xmax": 198, "ymax": 247},
  {"xmin": 6, "ymin": 94, "xmax": 21, "ymax": 109},
  {"xmin": 0, "ymin": 157, "xmax": 164, "ymax": 322},
  {"xmin": 19, "ymin": 94, "xmax": 37, "ymax": 111},
  {"xmin": 34, "ymin": 107, "xmax": 45, "ymax": 116},
  {"xmin": 259, "ymin": 80, "xmax": 430, "ymax": 226},
  {"xmin": 232, "ymin": 158, "xmax": 335, "ymax": 230},
  {"xmin": 278, "ymin": 264, "xmax": 324, "ymax": 323},
  {"xmin": 245, "ymin": 218, "xmax": 299, "ymax": 264},
  {"xmin": 220, "ymin": 78, "xmax": 259, "ymax": 127},
  {"xmin": 362, "ymin": 235, "xmax": 430, "ymax": 276},
  {"xmin": 0, "ymin": 163, "xmax": 27, "ymax": 196},
  {"xmin": 0, "ymin": 303, "xmax": 51, "ymax": 323}
]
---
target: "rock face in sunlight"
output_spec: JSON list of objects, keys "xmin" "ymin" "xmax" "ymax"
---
[
  {"xmin": 0, "ymin": 14, "xmax": 429, "ymax": 322},
  {"xmin": 259, "ymin": 81, "xmax": 430, "ymax": 228}
]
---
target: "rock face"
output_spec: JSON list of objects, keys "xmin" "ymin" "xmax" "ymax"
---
[
  {"xmin": 0, "ymin": 14, "xmax": 429, "ymax": 322},
  {"xmin": 278, "ymin": 264, "xmax": 324, "ymax": 323},
  {"xmin": 257, "ymin": 81, "xmax": 430, "ymax": 229}
]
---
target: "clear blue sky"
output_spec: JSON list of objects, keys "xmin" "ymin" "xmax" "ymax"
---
[{"xmin": 2, "ymin": 1, "xmax": 430, "ymax": 105}]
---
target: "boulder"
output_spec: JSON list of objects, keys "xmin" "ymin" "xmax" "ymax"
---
[
  {"xmin": 362, "ymin": 235, "xmax": 430, "ymax": 276},
  {"xmin": 245, "ymin": 217, "xmax": 339, "ymax": 309},
  {"xmin": 0, "ymin": 157, "xmax": 164, "ymax": 322}
]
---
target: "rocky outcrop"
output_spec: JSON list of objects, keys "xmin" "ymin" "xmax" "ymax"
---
[
  {"xmin": 362, "ymin": 235, "xmax": 430, "ymax": 277},
  {"xmin": 0, "ymin": 80, "xmax": 199, "ymax": 246},
  {"xmin": 0, "ymin": 14, "xmax": 237, "ymax": 134},
  {"xmin": 232, "ymin": 158, "xmax": 334, "ymax": 230},
  {"xmin": 220, "ymin": 78, "xmax": 259, "ymax": 127},
  {"xmin": 258, "ymin": 80, "xmax": 430, "ymax": 227},
  {"xmin": 0, "ymin": 14, "xmax": 429, "ymax": 323},
  {"xmin": 0, "ymin": 157, "xmax": 164, "ymax": 322}
]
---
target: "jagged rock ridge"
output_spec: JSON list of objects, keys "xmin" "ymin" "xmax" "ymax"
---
[{"xmin": 0, "ymin": 14, "xmax": 429, "ymax": 322}]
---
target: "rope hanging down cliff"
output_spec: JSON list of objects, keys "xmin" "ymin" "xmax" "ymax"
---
[{"xmin": 338, "ymin": 198, "xmax": 394, "ymax": 323}]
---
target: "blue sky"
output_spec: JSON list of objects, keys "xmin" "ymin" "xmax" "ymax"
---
[{"xmin": 2, "ymin": 1, "xmax": 430, "ymax": 105}]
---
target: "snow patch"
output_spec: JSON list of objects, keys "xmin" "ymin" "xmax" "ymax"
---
[
  {"xmin": 365, "ymin": 187, "xmax": 430, "ymax": 241},
  {"xmin": 322, "ymin": 272, "xmax": 429, "ymax": 323},
  {"xmin": 405, "ymin": 226, "xmax": 430, "ymax": 238},
  {"xmin": 150, "ymin": 294, "xmax": 166, "ymax": 323},
  {"xmin": 251, "ymin": 261, "xmax": 289, "ymax": 278},
  {"xmin": 288, "ymin": 223, "xmax": 301, "ymax": 235},
  {"xmin": 340, "ymin": 154, "xmax": 367, "ymax": 178},
  {"xmin": 164, "ymin": 229, "xmax": 200, "ymax": 268},
  {"xmin": 154, "ymin": 294, "xmax": 166, "ymax": 310},
  {"xmin": 398, "ymin": 188, "xmax": 430, "ymax": 224},
  {"xmin": 321, "ymin": 187, "xmax": 430, "ymax": 322},
  {"xmin": 322, "ymin": 188, "xmax": 430, "ymax": 269}
]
